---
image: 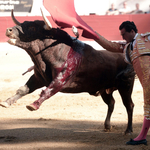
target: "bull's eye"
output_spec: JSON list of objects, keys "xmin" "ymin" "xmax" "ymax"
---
[{"xmin": 28, "ymin": 26, "xmax": 36, "ymax": 31}]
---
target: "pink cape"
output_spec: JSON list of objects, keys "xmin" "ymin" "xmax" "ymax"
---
[{"xmin": 43, "ymin": 0, "xmax": 99, "ymax": 40}]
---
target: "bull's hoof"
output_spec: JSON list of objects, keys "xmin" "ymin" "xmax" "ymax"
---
[
  {"xmin": 26, "ymin": 104, "xmax": 38, "ymax": 111},
  {"xmin": 124, "ymin": 131, "xmax": 133, "ymax": 135},
  {"xmin": 104, "ymin": 124, "xmax": 112, "ymax": 132},
  {"xmin": 0, "ymin": 101, "xmax": 10, "ymax": 108},
  {"xmin": 104, "ymin": 128, "xmax": 111, "ymax": 132}
]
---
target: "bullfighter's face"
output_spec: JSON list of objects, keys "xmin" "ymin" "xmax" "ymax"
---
[{"xmin": 120, "ymin": 28, "xmax": 136, "ymax": 43}]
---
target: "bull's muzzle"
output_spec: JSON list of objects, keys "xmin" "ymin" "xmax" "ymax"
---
[
  {"xmin": 6, "ymin": 28, "xmax": 13, "ymax": 37},
  {"xmin": 6, "ymin": 27, "xmax": 17, "ymax": 45}
]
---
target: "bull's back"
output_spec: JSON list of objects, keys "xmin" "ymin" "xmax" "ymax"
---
[
  {"xmin": 80, "ymin": 45, "xmax": 127, "ymax": 78},
  {"xmin": 61, "ymin": 46, "xmax": 128, "ymax": 94}
]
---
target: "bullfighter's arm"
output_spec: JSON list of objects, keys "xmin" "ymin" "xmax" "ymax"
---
[
  {"xmin": 71, "ymin": 26, "xmax": 125, "ymax": 53},
  {"xmin": 95, "ymin": 32, "xmax": 125, "ymax": 53}
]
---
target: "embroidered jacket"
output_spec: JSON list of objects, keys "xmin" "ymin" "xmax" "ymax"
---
[{"xmin": 124, "ymin": 32, "xmax": 150, "ymax": 64}]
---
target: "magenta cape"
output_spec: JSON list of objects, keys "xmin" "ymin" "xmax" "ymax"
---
[{"xmin": 43, "ymin": 0, "xmax": 99, "ymax": 40}]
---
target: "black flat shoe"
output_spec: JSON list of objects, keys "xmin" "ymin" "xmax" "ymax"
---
[{"xmin": 126, "ymin": 139, "xmax": 147, "ymax": 145}]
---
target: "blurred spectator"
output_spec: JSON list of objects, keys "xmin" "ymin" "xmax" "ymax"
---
[
  {"xmin": 144, "ymin": 5, "xmax": 150, "ymax": 14},
  {"xmin": 147, "ymin": 5, "xmax": 150, "ymax": 13},
  {"xmin": 106, "ymin": 3, "xmax": 119, "ymax": 15},
  {"xmin": 119, "ymin": 2, "xmax": 131, "ymax": 14},
  {"xmin": 130, "ymin": 3, "xmax": 144, "ymax": 14}
]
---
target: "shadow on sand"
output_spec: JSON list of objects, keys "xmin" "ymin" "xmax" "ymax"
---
[{"xmin": 0, "ymin": 118, "xmax": 149, "ymax": 150}]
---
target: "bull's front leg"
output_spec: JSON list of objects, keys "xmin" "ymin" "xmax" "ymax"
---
[
  {"xmin": 0, "ymin": 85, "xmax": 29, "ymax": 108},
  {"xmin": 26, "ymin": 71, "xmax": 68, "ymax": 111},
  {"xmin": 26, "ymin": 61, "xmax": 77, "ymax": 111},
  {"xmin": 26, "ymin": 49, "xmax": 82, "ymax": 111},
  {"xmin": 0, "ymin": 74, "xmax": 45, "ymax": 108}
]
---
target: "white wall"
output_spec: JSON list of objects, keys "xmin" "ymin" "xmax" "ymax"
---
[
  {"xmin": 74, "ymin": 0, "xmax": 110, "ymax": 15},
  {"xmin": 74, "ymin": 0, "xmax": 150, "ymax": 15},
  {"xmin": 0, "ymin": 0, "xmax": 149, "ymax": 16}
]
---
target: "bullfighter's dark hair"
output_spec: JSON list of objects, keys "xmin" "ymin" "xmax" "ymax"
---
[{"xmin": 119, "ymin": 21, "xmax": 138, "ymax": 33}]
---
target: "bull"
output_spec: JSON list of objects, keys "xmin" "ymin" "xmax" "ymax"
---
[{"xmin": 0, "ymin": 10, "xmax": 135, "ymax": 134}]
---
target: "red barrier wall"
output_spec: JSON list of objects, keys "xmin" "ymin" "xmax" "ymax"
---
[{"xmin": 1, "ymin": 14, "xmax": 150, "ymax": 42}]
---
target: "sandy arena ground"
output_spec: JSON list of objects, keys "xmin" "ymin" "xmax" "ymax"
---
[{"xmin": 0, "ymin": 42, "xmax": 149, "ymax": 150}]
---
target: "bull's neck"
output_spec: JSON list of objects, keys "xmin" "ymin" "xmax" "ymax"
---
[{"xmin": 16, "ymin": 39, "xmax": 48, "ymax": 82}]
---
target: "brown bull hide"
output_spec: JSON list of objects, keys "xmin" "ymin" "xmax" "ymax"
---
[{"xmin": 1, "ymin": 14, "xmax": 135, "ymax": 135}]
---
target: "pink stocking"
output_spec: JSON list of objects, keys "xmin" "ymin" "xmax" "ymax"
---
[{"xmin": 134, "ymin": 116, "xmax": 150, "ymax": 141}]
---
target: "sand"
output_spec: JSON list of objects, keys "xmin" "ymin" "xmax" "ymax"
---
[{"xmin": 0, "ymin": 42, "xmax": 149, "ymax": 150}]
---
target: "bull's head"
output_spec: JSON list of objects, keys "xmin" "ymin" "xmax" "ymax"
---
[
  {"xmin": 6, "ymin": 9, "xmax": 74, "ymax": 47},
  {"xmin": 6, "ymin": 9, "xmax": 54, "ymax": 45}
]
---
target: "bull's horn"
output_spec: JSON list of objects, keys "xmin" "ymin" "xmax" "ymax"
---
[
  {"xmin": 11, "ymin": 9, "xmax": 21, "ymax": 25},
  {"xmin": 40, "ymin": 7, "xmax": 52, "ymax": 30}
]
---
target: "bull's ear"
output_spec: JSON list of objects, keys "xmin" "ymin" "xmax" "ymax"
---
[{"xmin": 40, "ymin": 7, "xmax": 52, "ymax": 30}]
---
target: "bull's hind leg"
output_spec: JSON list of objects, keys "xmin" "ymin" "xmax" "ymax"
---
[
  {"xmin": 118, "ymin": 87, "xmax": 134, "ymax": 135},
  {"xmin": 0, "ymin": 74, "xmax": 45, "ymax": 108},
  {"xmin": 101, "ymin": 91, "xmax": 115, "ymax": 132}
]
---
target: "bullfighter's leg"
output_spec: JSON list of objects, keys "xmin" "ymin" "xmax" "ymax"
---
[
  {"xmin": 101, "ymin": 91, "xmax": 115, "ymax": 132},
  {"xmin": 118, "ymin": 86, "xmax": 134, "ymax": 135},
  {"xmin": 0, "ymin": 74, "xmax": 45, "ymax": 108}
]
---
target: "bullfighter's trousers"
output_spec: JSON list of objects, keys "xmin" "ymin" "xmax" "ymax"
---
[{"xmin": 132, "ymin": 55, "xmax": 150, "ymax": 119}]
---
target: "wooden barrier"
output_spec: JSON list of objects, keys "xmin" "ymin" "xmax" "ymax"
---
[{"xmin": 0, "ymin": 14, "xmax": 150, "ymax": 42}]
